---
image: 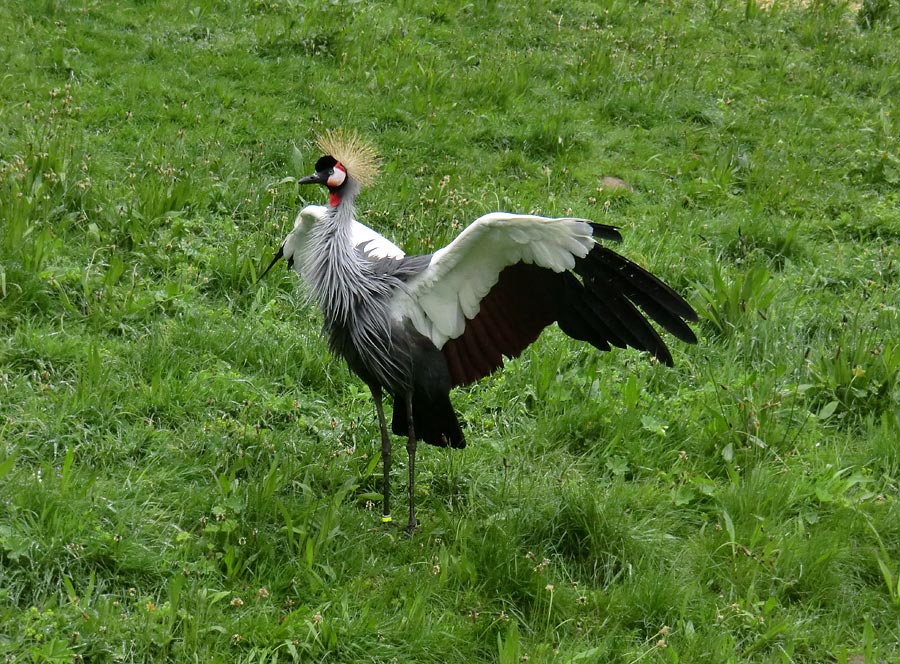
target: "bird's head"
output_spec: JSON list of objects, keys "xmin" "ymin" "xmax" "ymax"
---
[
  {"xmin": 299, "ymin": 130, "xmax": 380, "ymax": 207},
  {"xmin": 298, "ymin": 155, "xmax": 347, "ymax": 188}
]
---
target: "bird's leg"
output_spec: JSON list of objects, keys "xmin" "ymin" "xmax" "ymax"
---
[
  {"xmin": 405, "ymin": 391, "xmax": 417, "ymax": 533},
  {"xmin": 370, "ymin": 386, "xmax": 392, "ymax": 525}
]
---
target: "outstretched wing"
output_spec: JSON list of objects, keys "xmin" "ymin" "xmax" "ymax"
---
[
  {"xmin": 396, "ymin": 213, "xmax": 696, "ymax": 387},
  {"xmin": 398, "ymin": 213, "xmax": 601, "ymax": 346}
]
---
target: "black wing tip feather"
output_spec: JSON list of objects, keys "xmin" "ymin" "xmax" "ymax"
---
[
  {"xmin": 256, "ymin": 245, "xmax": 285, "ymax": 284},
  {"xmin": 561, "ymin": 276, "xmax": 678, "ymax": 366},
  {"xmin": 567, "ymin": 243, "xmax": 698, "ymax": 362},
  {"xmin": 655, "ymin": 346, "xmax": 675, "ymax": 367},
  {"xmin": 588, "ymin": 247, "xmax": 699, "ymax": 324},
  {"xmin": 589, "ymin": 222, "xmax": 623, "ymax": 243}
]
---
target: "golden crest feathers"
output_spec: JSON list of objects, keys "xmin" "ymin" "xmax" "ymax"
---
[{"xmin": 316, "ymin": 129, "xmax": 380, "ymax": 187}]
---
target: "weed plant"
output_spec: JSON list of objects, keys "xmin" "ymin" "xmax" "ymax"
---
[{"xmin": 1, "ymin": 0, "xmax": 899, "ymax": 662}]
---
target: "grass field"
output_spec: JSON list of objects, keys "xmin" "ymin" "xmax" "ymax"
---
[{"xmin": 2, "ymin": 0, "xmax": 900, "ymax": 661}]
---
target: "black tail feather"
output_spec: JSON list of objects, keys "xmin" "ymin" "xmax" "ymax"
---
[{"xmin": 392, "ymin": 392, "xmax": 465, "ymax": 449}]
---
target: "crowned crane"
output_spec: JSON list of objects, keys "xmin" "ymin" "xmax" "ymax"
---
[{"xmin": 262, "ymin": 131, "xmax": 698, "ymax": 531}]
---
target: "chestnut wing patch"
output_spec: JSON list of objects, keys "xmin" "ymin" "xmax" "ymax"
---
[{"xmin": 442, "ymin": 263, "xmax": 560, "ymax": 387}]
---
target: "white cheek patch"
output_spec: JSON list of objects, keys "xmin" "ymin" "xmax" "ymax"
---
[{"xmin": 327, "ymin": 164, "xmax": 347, "ymax": 187}]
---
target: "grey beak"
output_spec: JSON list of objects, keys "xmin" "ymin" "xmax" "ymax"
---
[{"xmin": 298, "ymin": 171, "xmax": 327, "ymax": 185}]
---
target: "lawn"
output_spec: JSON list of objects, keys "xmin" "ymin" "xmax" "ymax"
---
[{"xmin": 1, "ymin": 0, "xmax": 899, "ymax": 661}]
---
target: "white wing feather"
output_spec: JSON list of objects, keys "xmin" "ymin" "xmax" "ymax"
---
[
  {"xmin": 397, "ymin": 213, "xmax": 596, "ymax": 347},
  {"xmin": 282, "ymin": 204, "xmax": 404, "ymax": 276}
]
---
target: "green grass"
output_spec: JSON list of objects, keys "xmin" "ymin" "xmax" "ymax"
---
[{"xmin": 2, "ymin": 0, "xmax": 900, "ymax": 661}]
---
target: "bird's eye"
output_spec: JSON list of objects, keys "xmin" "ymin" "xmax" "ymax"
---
[{"xmin": 326, "ymin": 163, "xmax": 347, "ymax": 187}]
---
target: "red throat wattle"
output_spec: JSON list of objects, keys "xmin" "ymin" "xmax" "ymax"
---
[{"xmin": 326, "ymin": 162, "xmax": 348, "ymax": 207}]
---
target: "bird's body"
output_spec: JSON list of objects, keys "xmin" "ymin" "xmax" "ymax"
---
[{"xmin": 264, "ymin": 131, "xmax": 698, "ymax": 530}]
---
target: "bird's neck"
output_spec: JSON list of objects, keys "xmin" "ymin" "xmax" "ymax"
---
[
  {"xmin": 303, "ymin": 186, "xmax": 367, "ymax": 325},
  {"xmin": 303, "ymin": 182, "xmax": 409, "ymax": 389},
  {"xmin": 326, "ymin": 179, "xmax": 359, "ymax": 210}
]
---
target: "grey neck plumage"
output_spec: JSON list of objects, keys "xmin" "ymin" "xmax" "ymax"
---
[{"xmin": 301, "ymin": 178, "xmax": 411, "ymax": 390}]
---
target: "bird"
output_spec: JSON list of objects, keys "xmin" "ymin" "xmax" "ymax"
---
[{"xmin": 262, "ymin": 130, "xmax": 698, "ymax": 531}]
